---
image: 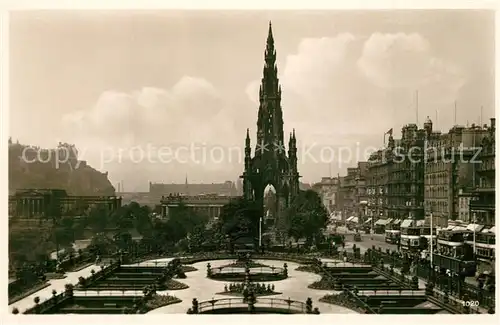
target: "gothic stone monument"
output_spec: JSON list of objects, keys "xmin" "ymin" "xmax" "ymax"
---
[{"xmin": 240, "ymin": 22, "xmax": 301, "ymax": 237}]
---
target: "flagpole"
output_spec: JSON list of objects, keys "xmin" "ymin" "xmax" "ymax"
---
[
  {"xmin": 454, "ymin": 101, "xmax": 457, "ymax": 126},
  {"xmin": 416, "ymin": 90, "xmax": 419, "ymax": 125}
]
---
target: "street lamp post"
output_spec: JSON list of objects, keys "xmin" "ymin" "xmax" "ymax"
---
[
  {"xmin": 259, "ymin": 216, "xmax": 263, "ymax": 248},
  {"xmin": 430, "ymin": 211, "xmax": 434, "ymax": 266},
  {"xmin": 473, "ymin": 212, "xmax": 477, "ymax": 254}
]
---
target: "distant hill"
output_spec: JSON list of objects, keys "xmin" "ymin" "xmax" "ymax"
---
[{"xmin": 8, "ymin": 139, "xmax": 115, "ymax": 196}]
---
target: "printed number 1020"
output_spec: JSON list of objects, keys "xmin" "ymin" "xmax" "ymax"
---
[{"xmin": 462, "ymin": 301, "xmax": 479, "ymax": 307}]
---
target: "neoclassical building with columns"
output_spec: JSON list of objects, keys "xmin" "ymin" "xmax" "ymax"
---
[
  {"xmin": 160, "ymin": 193, "xmax": 238, "ymax": 220},
  {"xmin": 8, "ymin": 188, "xmax": 122, "ymax": 219}
]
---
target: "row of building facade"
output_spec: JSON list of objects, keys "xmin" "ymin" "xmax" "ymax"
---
[
  {"xmin": 8, "ymin": 189, "xmax": 122, "ymax": 219},
  {"xmin": 313, "ymin": 117, "xmax": 496, "ymax": 228}
]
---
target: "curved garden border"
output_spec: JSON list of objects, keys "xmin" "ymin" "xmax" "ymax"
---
[
  {"xmin": 206, "ymin": 263, "xmax": 288, "ymax": 282},
  {"xmin": 188, "ymin": 297, "xmax": 320, "ymax": 314}
]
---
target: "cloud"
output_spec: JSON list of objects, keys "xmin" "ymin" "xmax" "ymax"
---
[
  {"xmin": 60, "ymin": 32, "xmax": 468, "ymax": 187},
  {"xmin": 61, "ymin": 76, "xmax": 243, "ymax": 184},
  {"xmin": 357, "ymin": 33, "xmax": 465, "ymax": 100},
  {"xmin": 245, "ymin": 32, "xmax": 466, "ymax": 149},
  {"xmin": 63, "ymin": 76, "xmax": 236, "ymax": 147}
]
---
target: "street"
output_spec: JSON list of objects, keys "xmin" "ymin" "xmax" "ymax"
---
[
  {"xmin": 333, "ymin": 226, "xmax": 481, "ymax": 287},
  {"xmin": 332, "ymin": 226, "xmax": 399, "ymax": 253}
]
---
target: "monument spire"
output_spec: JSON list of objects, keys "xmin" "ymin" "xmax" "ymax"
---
[{"xmin": 256, "ymin": 21, "xmax": 284, "ymax": 153}]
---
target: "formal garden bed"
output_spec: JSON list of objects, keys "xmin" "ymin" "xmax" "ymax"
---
[
  {"xmin": 45, "ymin": 273, "xmax": 67, "ymax": 280},
  {"xmin": 65, "ymin": 262, "xmax": 94, "ymax": 273},
  {"xmin": 8, "ymin": 281, "xmax": 51, "ymax": 304},
  {"xmin": 295, "ymin": 265, "xmax": 321, "ymax": 274},
  {"xmin": 216, "ymin": 282, "xmax": 281, "ymax": 297},
  {"xmin": 308, "ymin": 277, "xmax": 337, "ymax": 290},
  {"xmin": 319, "ymin": 293, "xmax": 365, "ymax": 314},
  {"xmin": 164, "ymin": 279, "xmax": 189, "ymax": 290},
  {"xmin": 207, "ymin": 262, "xmax": 288, "ymax": 282},
  {"xmin": 179, "ymin": 253, "xmax": 316, "ymax": 266},
  {"xmin": 220, "ymin": 261, "xmax": 270, "ymax": 269},
  {"xmin": 209, "ymin": 273, "xmax": 287, "ymax": 282},
  {"xmin": 181, "ymin": 265, "xmax": 198, "ymax": 273},
  {"xmin": 143, "ymin": 294, "xmax": 182, "ymax": 312}
]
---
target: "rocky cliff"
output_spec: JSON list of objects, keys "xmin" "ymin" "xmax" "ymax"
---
[{"xmin": 8, "ymin": 140, "xmax": 115, "ymax": 196}]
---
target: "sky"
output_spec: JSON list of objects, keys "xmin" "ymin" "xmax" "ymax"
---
[{"xmin": 9, "ymin": 10, "xmax": 495, "ymax": 191}]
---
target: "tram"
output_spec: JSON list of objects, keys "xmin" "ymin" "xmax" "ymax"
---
[
  {"xmin": 465, "ymin": 231, "xmax": 495, "ymax": 262},
  {"xmin": 385, "ymin": 229, "xmax": 401, "ymax": 244},
  {"xmin": 400, "ymin": 227, "xmax": 421, "ymax": 252},
  {"xmin": 433, "ymin": 229, "xmax": 477, "ymax": 276},
  {"xmin": 419, "ymin": 227, "xmax": 437, "ymax": 251}
]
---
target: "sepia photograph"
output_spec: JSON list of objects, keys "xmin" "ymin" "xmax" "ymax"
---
[{"xmin": 4, "ymin": 6, "xmax": 497, "ymax": 317}]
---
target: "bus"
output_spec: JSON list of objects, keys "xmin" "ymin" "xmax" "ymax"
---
[
  {"xmin": 385, "ymin": 229, "xmax": 400, "ymax": 244},
  {"xmin": 400, "ymin": 227, "xmax": 421, "ymax": 252}
]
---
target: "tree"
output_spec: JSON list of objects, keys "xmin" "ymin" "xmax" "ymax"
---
[
  {"xmin": 218, "ymin": 198, "xmax": 261, "ymax": 243},
  {"xmin": 166, "ymin": 203, "xmax": 208, "ymax": 242},
  {"xmin": 88, "ymin": 233, "xmax": 116, "ymax": 256},
  {"xmin": 282, "ymin": 190, "xmax": 328, "ymax": 245},
  {"xmin": 52, "ymin": 223, "xmax": 74, "ymax": 255},
  {"xmin": 113, "ymin": 231, "xmax": 133, "ymax": 251},
  {"xmin": 86, "ymin": 204, "xmax": 110, "ymax": 233}
]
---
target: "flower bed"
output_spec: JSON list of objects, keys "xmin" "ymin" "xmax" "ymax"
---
[
  {"xmin": 181, "ymin": 265, "xmax": 198, "ymax": 273},
  {"xmin": 308, "ymin": 278, "xmax": 337, "ymax": 290},
  {"xmin": 295, "ymin": 265, "xmax": 321, "ymax": 274},
  {"xmin": 220, "ymin": 261, "xmax": 270, "ymax": 268},
  {"xmin": 9, "ymin": 281, "xmax": 51, "ymax": 304},
  {"xmin": 45, "ymin": 273, "xmax": 67, "ymax": 280},
  {"xmin": 209, "ymin": 272, "xmax": 287, "ymax": 282},
  {"xmin": 319, "ymin": 293, "xmax": 365, "ymax": 314},
  {"xmin": 217, "ymin": 282, "xmax": 280, "ymax": 297},
  {"xmin": 164, "ymin": 279, "xmax": 189, "ymax": 290},
  {"xmin": 218, "ymin": 291, "xmax": 281, "ymax": 297},
  {"xmin": 144, "ymin": 295, "xmax": 182, "ymax": 312}
]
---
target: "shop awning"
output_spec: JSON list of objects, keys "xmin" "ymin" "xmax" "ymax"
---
[
  {"xmin": 401, "ymin": 219, "xmax": 413, "ymax": 228},
  {"xmin": 466, "ymin": 224, "xmax": 484, "ymax": 232},
  {"xmin": 481, "ymin": 227, "xmax": 494, "ymax": 233},
  {"xmin": 452, "ymin": 226, "xmax": 467, "ymax": 231},
  {"xmin": 374, "ymin": 219, "xmax": 388, "ymax": 226},
  {"xmin": 346, "ymin": 216, "xmax": 354, "ymax": 222},
  {"xmin": 364, "ymin": 218, "xmax": 372, "ymax": 224},
  {"xmin": 416, "ymin": 220, "xmax": 426, "ymax": 227},
  {"xmin": 329, "ymin": 213, "xmax": 342, "ymax": 221},
  {"xmin": 392, "ymin": 219, "xmax": 401, "ymax": 225},
  {"xmin": 351, "ymin": 217, "xmax": 359, "ymax": 223}
]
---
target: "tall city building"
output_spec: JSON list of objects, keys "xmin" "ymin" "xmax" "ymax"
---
[{"xmin": 423, "ymin": 118, "xmax": 490, "ymax": 226}]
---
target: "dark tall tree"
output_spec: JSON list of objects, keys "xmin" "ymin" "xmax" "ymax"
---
[
  {"xmin": 86, "ymin": 205, "xmax": 110, "ymax": 233},
  {"xmin": 218, "ymin": 198, "xmax": 261, "ymax": 242},
  {"xmin": 166, "ymin": 203, "xmax": 208, "ymax": 241},
  {"xmin": 282, "ymin": 190, "xmax": 328, "ymax": 245}
]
